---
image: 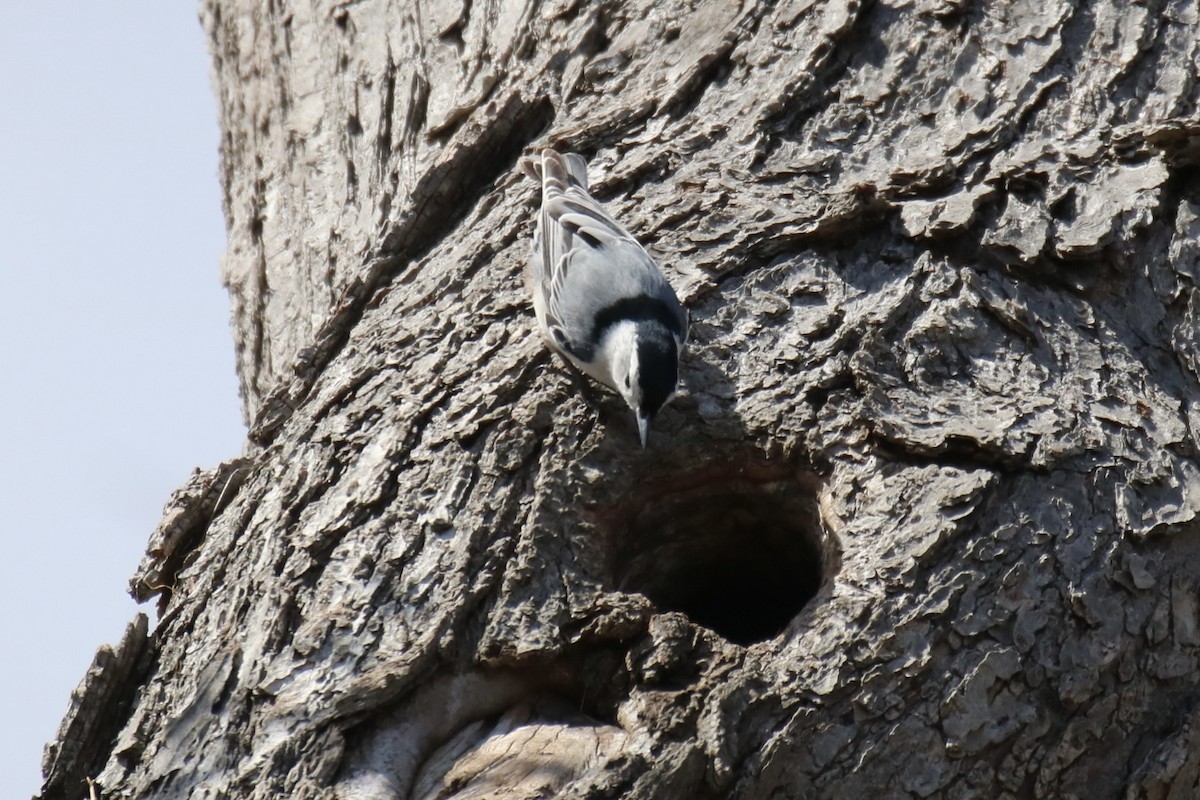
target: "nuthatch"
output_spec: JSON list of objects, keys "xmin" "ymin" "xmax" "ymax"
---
[{"xmin": 520, "ymin": 149, "xmax": 687, "ymax": 447}]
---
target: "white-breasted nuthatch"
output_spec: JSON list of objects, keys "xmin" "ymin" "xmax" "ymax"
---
[{"xmin": 519, "ymin": 148, "xmax": 688, "ymax": 447}]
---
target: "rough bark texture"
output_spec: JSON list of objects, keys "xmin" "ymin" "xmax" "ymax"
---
[{"xmin": 39, "ymin": 0, "xmax": 1200, "ymax": 798}]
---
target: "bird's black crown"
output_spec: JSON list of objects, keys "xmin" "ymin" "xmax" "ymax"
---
[{"xmin": 636, "ymin": 325, "xmax": 679, "ymax": 418}]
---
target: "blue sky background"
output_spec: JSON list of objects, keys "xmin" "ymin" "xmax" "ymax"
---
[{"xmin": 0, "ymin": 4, "xmax": 247, "ymax": 796}]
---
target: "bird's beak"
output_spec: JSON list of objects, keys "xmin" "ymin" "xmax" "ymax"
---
[{"xmin": 637, "ymin": 413, "xmax": 650, "ymax": 449}]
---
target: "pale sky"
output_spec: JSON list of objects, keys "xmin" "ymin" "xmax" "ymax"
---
[{"xmin": 0, "ymin": 4, "xmax": 247, "ymax": 796}]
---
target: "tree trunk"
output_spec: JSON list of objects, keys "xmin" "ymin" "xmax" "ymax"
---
[{"xmin": 40, "ymin": 0, "xmax": 1200, "ymax": 798}]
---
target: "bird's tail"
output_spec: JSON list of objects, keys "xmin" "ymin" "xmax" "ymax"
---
[{"xmin": 519, "ymin": 148, "xmax": 589, "ymax": 191}]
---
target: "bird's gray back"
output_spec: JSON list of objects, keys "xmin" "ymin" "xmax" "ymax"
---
[{"xmin": 553, "ymin": 238, "xmax": 681, "ymax": 348}]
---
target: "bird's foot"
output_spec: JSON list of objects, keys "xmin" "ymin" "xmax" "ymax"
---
[{"xmin": 555, "ymin": 354, "xmax": 607, "ymax": 421}]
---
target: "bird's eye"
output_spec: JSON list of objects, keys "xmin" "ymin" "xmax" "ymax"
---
[{"xmin": 624, "ymin": 374, "xmax": 631, "ymax": 389}]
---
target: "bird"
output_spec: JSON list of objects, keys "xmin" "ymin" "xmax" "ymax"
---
[{"xmin": 519, "ymin": 148, "xmax": 688, "ymax": 447}]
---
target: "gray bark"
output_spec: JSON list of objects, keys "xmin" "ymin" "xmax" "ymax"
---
[{"xmin": 39, "ymin": 0, "xmax": 1200, "ymax": 798}]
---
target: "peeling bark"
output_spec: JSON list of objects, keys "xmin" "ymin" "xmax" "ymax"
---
[{"xmin": 39, "ymin": 0, "xmax": 1200, "ymax": 798}]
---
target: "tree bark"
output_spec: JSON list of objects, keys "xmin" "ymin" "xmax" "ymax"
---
[{"xmin": 39, "ymin": 0, "xmax": 1200, "ymax": 798}]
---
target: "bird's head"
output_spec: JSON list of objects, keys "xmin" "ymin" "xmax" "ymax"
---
[{"xmin": 613, "ymin": 324, "xmax": 680, "ymax": 447}]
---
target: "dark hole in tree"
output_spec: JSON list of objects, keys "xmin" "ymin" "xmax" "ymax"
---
[{"xmin": 614, "ymin": 477, "xmax": 835, "ymax": 646}]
